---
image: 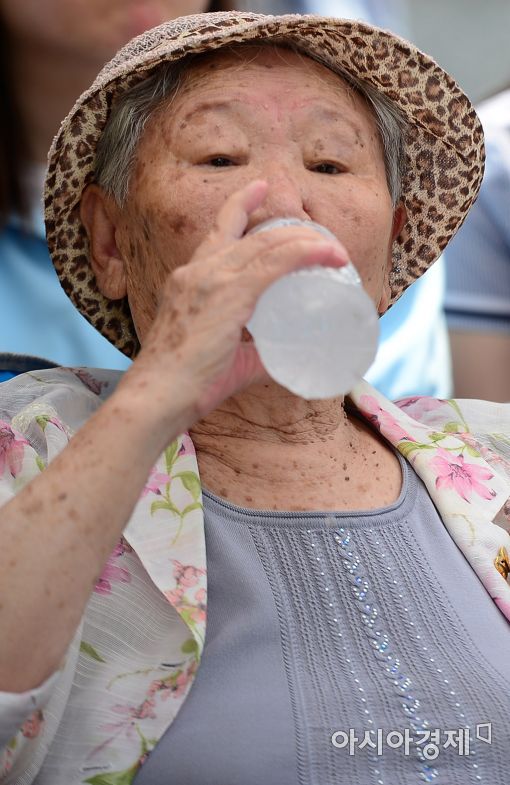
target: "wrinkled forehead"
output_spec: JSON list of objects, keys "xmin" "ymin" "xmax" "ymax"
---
[{"xmin": 167, "ymin": 43, "xmax": 377, "ymax": 124}]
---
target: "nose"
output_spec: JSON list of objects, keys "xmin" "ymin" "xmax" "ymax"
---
[{"xmin": 245, "ymin": 164, "xmax": 311, "ymax": 231}]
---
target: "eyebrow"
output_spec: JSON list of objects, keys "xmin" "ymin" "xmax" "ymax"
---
[
  {"xmin": 180, "ymin": 97, "xmax": 367, "ymax": 141},
  {"xmin": 306, "ymin": 105, "xmax": 366, "ymax": 137},
  {"xmin": 182, "ymin": 99, "xmax": 236, "ymax": 123}
]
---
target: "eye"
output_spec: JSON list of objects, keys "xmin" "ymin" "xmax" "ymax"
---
[
  {"xmin": 206, "ymin": 156, "xmax": 236, "ymax": 167},
  {"xmin": 311, "ymin": 162, "xmax": 345, "ymax": 175}
]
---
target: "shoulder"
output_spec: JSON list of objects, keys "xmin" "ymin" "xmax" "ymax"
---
[
  {"xmin": 0, "ymin": 366, "xmax": 121, "ymax": 450},
  {"xmin": 395, "ymin": 395, "xmax": 510, "ymax": 432},
  {"xmin": 395, "ymin": 395, "xmax": 510, "ymax": 480},
  {"xmin": 0, "ymin": 367, "xmax": 122, "ymax": 502}
]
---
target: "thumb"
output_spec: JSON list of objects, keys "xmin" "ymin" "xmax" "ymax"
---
[{"xmin": 206, "ymin": 180, "xmax": 269, "ymax": 253}]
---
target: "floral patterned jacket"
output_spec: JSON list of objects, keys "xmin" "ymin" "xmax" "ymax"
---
[{"xmin": 0, "ymin": 368, "xmax": 509, "ymax": 785}]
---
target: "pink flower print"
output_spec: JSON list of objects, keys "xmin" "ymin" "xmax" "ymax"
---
[
  {"xmin": 107, "ymin": 697, "xmax": 156, "ymax": 728},
  {"xmin": 1, "ymin": 743, "xmax": 15, "ymax": 775},
  {"xmin": 159, "ymin": 670, "xmax": 188, "ymax": 701},
  {"xmin": 21, "ymin": 709, "xmax": 44, "ymax": 739},
  {"xmin": 0, "ymin": 422, "xmax": 28, "ymax": 478},
  {"xmin": 94, "ymin": 541, "xmax": 131, "ymax": 594},
  {"xmin": 178, "ymin": 434, "xmax": 195, "ymax": 458},
  {"xmin": 165, "ymin": 587, "xmax": 184, "ymax": 606},
  {"xmin": 162, "ymin": 663, "xmax": 197, "ymax": 701},
  {"xmin": 172, "ymin": 560, "xmax": 206, "ymax": 589},
  {"xmin": 358, "ymin": 395, "xmax": 414, "ymax": 444},
  {"xmin": 133, "ymin": 698, "xmax": 156, "ymax": 720},
  {"xmin": 141, "ymin": 468, "xmax": 172, "ymax": 498},
  {"xmin": 35, "ymin": 414, "xmax": 68, "ymax": 434},
  {"xmin": 395, "ymin": 396, "xmax": 447, "ymax": 418},
  {"xmin": 430, "ymin": 448, "xmax": 496, "ymax": 503},
  {"xmin": 461, "ymin": 438, "xmax": 510, "ymax": 478},
  {"xmin": 189, "ymin": 587, "xmax": 207, "ymax": 625},
  {"xmin": 148, "ymin": 679, "xmax": 165, "ymax": 697},
  {"xmin": 147, "ymin": 664, "xmax": 197, "ymax": 703},
  {"xmin": 457, "ymin": 432, "xmax": 482, "ymax": 452},
  {"xmin": 72, "ymin": 369, "xmax": 106, "ymax": 395},
  {"xmin": 164, "ymin": 586, "xmax": 206, "ymax": 624}
]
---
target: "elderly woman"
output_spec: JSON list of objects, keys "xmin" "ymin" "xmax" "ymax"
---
[{"xmin": 0, "ymin": 11, "xmax": 509, "ymax": 785}]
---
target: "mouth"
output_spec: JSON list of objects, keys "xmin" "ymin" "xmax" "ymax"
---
[{"xmin": 241, "ymin": 326, "xmax": 254, "ymax": 343}]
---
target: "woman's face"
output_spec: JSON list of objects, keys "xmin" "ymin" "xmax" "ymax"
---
[
  {"xmin": 111, "ymin": 47, "xmax": 405, "ymax": 339},
  {"xmin": 1, "ymin": 0, "xmax": 210, "ymax": 62}
]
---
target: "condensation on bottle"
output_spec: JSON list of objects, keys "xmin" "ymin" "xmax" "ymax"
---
[{"xmin": 245, "ymin": 217, "xmax": 379, "ymax": 400}]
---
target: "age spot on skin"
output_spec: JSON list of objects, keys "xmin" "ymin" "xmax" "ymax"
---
[{"xmin": 168, "ymin": 214, "xmax": 188, "ymax": 235}]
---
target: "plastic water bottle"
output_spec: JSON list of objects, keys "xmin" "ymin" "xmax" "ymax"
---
[{"xmin": 246, "ymin": 218, "xmax": 379, "ymax": 399}]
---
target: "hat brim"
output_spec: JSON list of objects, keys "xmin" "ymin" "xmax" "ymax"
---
[{"xmin": 44, "ymin": 11, "xmax": 484, "ymax": 359}]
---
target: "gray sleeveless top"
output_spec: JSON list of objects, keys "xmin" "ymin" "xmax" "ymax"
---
[{"xmin": 135, "ymin": 455, "xmax": 510, "ymax": 785}]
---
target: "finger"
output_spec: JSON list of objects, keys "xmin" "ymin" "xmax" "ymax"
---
[
  {"xmin": 183, "ymin": 231, "xmax": 350, "ymax": 314},
  {"xmin": 190, "ymin": 238, "xmax": 349, "ymax": 330},
  {"xmin": 208, "ymin": 180, "xmax": 268, "ymax": 249},
  {"xmin": 238, "ymin": 238, "xmax": 350, "ymax": 304},
  {"xmin": 251, "ymin": 226, "xmax": 351, "ymax": 266}
]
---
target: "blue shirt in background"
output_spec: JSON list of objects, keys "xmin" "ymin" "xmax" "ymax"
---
[
  {"xmin": 443, "ymin": 89, "xmax": 510, "ymax": 334},
  {"xmin": 0, "ymin": 208, "xmax": 131, "ymax": 370}
]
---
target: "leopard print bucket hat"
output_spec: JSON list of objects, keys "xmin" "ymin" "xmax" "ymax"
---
[{"xmin": 44, "ymin": 11, "xmax": 484, "ymax": 359}]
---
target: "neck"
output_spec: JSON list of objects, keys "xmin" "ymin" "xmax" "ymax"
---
[
  {"xmin": 190, "ymin": 381, "xmax": 402, "ymax": 511},
  {"xmin": 10, "ymin": 39, "xmax": 100, "ymax": 164},
  {"xmin": 192, "ymin": 381, "xmax": 350, "ymax": 442},
  {"xmin": 190, "ymin": 380, "xmax": 362, "ymax": 476}
]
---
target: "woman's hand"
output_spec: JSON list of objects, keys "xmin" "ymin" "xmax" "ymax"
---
[{"xmin": 128, "ymin": 180, "xmax": 349, "ymax": 421}]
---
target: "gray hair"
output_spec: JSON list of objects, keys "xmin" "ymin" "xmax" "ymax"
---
[{"xmin": 95, "ymin": 43, "xmax": 408, "ymax": 206}]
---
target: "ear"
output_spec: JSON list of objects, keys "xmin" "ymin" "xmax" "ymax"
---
[
  {"xmin": 80, "ymin": 184, "xmax": 128, "ymax": 300},
  {"xmin": 378, "ymin": 201, "xmax": 407, "ymax": 315}
]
